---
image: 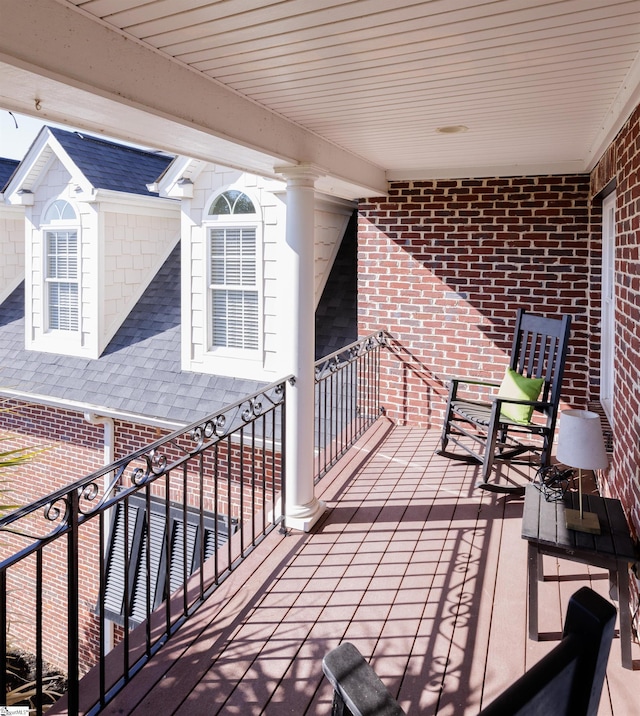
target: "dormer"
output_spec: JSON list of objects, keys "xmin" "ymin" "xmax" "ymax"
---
[
  {"xmin": 4, "ymin": 127, "xmax": 180, "ymax": 359},
  {"xmin": 157, "ymin": 157, "xmax": 356, "ymax": 381}
]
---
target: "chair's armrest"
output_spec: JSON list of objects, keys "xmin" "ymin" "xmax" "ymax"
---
[
  {"xmin": 446, "ymin": 376, "xmax": 501, "ymax": 401},
  {"xmin": 322, "ymin": 642, "xmax": 406, "ymax": 716},
  {"xmin": 493, "ymin": 397, "xmax": 552, "ymax": 411},
  {"xmin": 448, "ymin": 376, "xmax": 501, "ymax": 388},
  {"xmin": 493, "ymin": 397, "xmax": 549, "ymax": 406},
  {"xmin": 492, "ymin": 397, "xmax": 554, "ymax": 424}
]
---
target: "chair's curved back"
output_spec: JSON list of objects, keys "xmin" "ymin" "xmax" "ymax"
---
[
  {"xmin": 322, "ymin": 588, "xmax": 615, "ymax": 716},
  {"xmin": 479, "ymin": 587, "xmax": 616, "ymax": 716},
  {"xmin": 509, "ymin": 309, "xmax": 572, "ymax": 420}
]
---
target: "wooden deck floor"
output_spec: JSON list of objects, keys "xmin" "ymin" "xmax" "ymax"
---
[{"xmin": 100, "ymin": 418, "xmax": 639, "ymax": 715}]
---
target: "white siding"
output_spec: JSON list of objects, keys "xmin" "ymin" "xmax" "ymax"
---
[
  {"xmin": 313, "ymin": 200, "xmax": 354, "ymax": 305},
  {"xmin": 0, "ymin": 205, "xmax": 25, "ymax": 304},
  {"xmin": 101, "ymin": 209, "xmax": 180, "ymax": 348}
]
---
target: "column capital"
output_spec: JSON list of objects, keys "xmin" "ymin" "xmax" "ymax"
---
[{"xmin": 274, "ymin": 163, "xmax": 325, "ymax": 187}]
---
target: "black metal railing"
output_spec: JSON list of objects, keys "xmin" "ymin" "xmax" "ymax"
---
[
  {"xmin": 0, "ymin": 332, "xmax": 387, "ymax": 715},
  {"xmin": 0, "ymin": 378, "xmax": 288, "ymax": 716},
  {"xmin": 314, "ymin": 332, "xmax": 386, "ymax": 480}
]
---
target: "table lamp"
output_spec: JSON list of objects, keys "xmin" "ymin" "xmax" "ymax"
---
[{"xmin": 556, "ymin": 409, "xmax": 609, "ymax": 534}]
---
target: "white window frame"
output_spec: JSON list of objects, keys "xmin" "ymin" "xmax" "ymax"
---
[
  {"xmin": 42, "ymin": 200, "xmax": 80, "ymax": 334},
  {"xmin": 205, "ymin": 190, "xmax": 262, "ymax": 357},
  {"xmin": 600, "ymin": 191, "xmax": 616, "ymax": 422}
]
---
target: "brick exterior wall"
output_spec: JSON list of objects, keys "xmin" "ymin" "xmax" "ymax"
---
[
  {"xmin": 0, "ymin": 401, "xmax": 106, "ymax": 499},
  {"xmin": 358, "ymin": 175, "xmax": 591, "ymax": 429},
  {"xmin": 590, "ymin": 103, "xmax": 640, "ymax": 544},
  {"xmin": 0, "ymin": 402, "xmax": 107, "ymax": 672},
  {"xmin": 357, "ymin": 153, "xmax": 640, "ymax": 623},
  {"xmin": 0, "ymin": 401, "xmax": 281, "ymax": 674}
]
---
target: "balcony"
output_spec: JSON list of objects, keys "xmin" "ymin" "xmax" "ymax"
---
[
  {"xmin": 65, "ymin": 423, "xmax": 640, "ymax": 714},
  {"xmin": 1, "ymin": 335, "xmax": 638, "ymax": 715}
]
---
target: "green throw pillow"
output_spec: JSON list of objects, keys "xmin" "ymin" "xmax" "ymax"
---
[{"xmin": 497, "ymin": 368, "xmax": 544, "ymax": 423}]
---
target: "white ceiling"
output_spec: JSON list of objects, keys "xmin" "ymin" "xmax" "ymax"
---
[{"xmin": 2, "ymin": 0, "xmax": 640, "ymax": 197}]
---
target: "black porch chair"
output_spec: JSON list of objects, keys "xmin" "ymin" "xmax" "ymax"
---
[
  {"xmin": 437, "ymin": 309, "xmax": 571, "ymax": 493},
  {"xmin": 322, "ymin": 587, "xmax": 616, "ymax": 716}
]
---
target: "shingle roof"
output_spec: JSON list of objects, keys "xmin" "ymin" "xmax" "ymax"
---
[
  {"xmin": 0, "ymin": 244, "xmax": 266, "ymax": 425},
  {"xmin": 0, "ymin": 233, "xmax": 358, "ymax": 425},
  {"xmin": 0, "ymin": 158, "xmax": 19, "ymax": 191},
  {"xmin": 315, "ymin": 211, "xmax": 358, "ymax": 359},
  {"xmin": 48, "ymin": 127, "xmax": 173, "ymax": 197},
  {"xmin": 1, "ymin": 120, "xmax": 358, "ymax": 424}
]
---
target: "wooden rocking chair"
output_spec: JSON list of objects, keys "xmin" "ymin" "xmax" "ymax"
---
[
  {"xmin": 438, "ymin": 309, "xmax": 571, "ymax": 494},
  {"xmin": 322, "ymin": 587, "xmax": 616, "ymax": 716}
]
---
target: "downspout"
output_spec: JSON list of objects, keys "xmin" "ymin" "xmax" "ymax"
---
[
  {"xmin": 85, "ymin": 412, "xmax": 115, "ymax": 465},
  {"xmin": 84, "ymin": 412, "xmax": 115, "ymax": 652}
]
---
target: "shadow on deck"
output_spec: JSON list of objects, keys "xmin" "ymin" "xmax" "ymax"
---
[{"xmin": 88, "ymin": 418, "xmax": 638, "ymax": 715}]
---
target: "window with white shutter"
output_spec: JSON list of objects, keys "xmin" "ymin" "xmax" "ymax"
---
[
  {"xmin": 207, "ymin": 191, "xmax": 260, "ymax": 352},
  {"xmin": 42, "ymin": 200, "xmax": 79, "ymax": 332}
]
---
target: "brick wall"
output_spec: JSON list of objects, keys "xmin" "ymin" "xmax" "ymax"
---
[
  {"xmin": 0, "ymin": 402, "xmax": 106, "ymax": 672},
  {"xmin": 590, "ymin": 104, "xmax": 640, "ymax": 542},
  {"xmin": 358, "ymin": 175, "xmax": 591, "ymax": 428},
  {"xmin": 0, "ymin": 401, "xmax": 106, "ymax": 500},
  {"xmin": 0, "ymin": 402, "xmax": 282, "ymax": 674}
]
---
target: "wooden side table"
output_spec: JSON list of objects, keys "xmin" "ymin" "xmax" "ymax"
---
[{"xmin": 522, "ymin": 485, "xmax": 638, "ymax": 669}]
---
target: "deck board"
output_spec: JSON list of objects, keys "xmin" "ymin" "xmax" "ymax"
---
[{"xmin": 86, "ymin": 419, "xmax": 639, "ymax": 715}]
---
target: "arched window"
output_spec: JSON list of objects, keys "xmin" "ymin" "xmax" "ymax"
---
[
  {"xmin": 43, "ymin": 199, "xmax": 77, "ymax": 222},
  {"xmin": 206, "ymin": 191, "xmax": 259, "ymax": 351},
  {"xmin": 208, "ymin": 190, "xmax": 256, "ymax": 216},
  {"xmin": 42, "ymin": 200, "xmax": 79, "ymax": 332}
]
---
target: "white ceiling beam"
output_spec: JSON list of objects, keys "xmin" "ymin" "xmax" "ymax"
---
[{"xmin": 0, "ymin": 0, "xmax": 387, "ymax": 199}]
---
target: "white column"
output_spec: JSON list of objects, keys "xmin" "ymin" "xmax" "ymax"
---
[{"xmin": 277, "ymin": 165, "xmax": 326, "ymax": 531}]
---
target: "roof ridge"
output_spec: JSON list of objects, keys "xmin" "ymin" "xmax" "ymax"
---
[{"xmin": 47, "ymin": 126, "xmax": 172, "ymax": 160}]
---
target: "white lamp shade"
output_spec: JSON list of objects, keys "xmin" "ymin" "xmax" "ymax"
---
[{"xmin": 556, "ymin": 409, "xmax": 609, "ymax": 470}]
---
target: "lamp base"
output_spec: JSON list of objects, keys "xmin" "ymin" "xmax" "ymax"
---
[{"xmin": 565, "ymin": 508, "xmax": 601, "ymax": 535}]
